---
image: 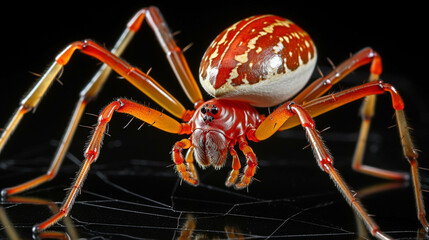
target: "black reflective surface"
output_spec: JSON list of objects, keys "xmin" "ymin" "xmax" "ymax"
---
[
  {"xmin": 1, "ymin": 129, "xmax": 428, "ymax": 239},
  {"xmin": 1, "ymin": 2, "xmax": 428, "ymax": 240}
]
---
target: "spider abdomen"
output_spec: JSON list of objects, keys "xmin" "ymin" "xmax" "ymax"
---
[{"xmin": 199, "ymin": 15, "xmax": 317, "ymax": 107}]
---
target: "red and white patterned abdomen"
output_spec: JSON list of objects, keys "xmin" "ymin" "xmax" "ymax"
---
[{"xmin": 199, "ymin": 15, "xmax": 317, "ymax": 107}]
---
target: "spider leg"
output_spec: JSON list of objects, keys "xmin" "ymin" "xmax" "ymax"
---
[
  {"xmin": 32, "ymin": 98, "xmax": 190, "ymax": 232},
  {"xmin": 289, "ymin": 103, "xmax": 392, "ymax": 239},
  {"xmin": 128, "ymin": 6, "xmax": 203, "ymax": 106},
  {"xmin": 252, "ymin": 81, "xmax": 428, "ymax": 234},
  {"xmin": 185, "ymin": 147, "xmax": 199, "ymax": 183},
  {"xmin": 1, "ymin": 39, "xmax": 195, "ymax": 197},
  {"xmin": 255, "ymin": 102, "xmax": 391, "ymax": 239},
  {"xmin": 285, "ymin": 81, "xmax": 408, "ymax": 180},
  {"xmin": 300, "ymin": 82, "xmax": 428, "ymax": 230},
  {"xmin": 282, "ymin": 48, "xmax": 388, "ymax": 180},
  {"xmin": 234, "ymin": 137, "xmax": 257, "ymax": 190},
  {"xmin": 292, "ymin": 47, "xmax": 382, "ymax": 104},
  {"xmin": 225, "ymin": 145, "xmax": 241, "ymax": 187},
  {"xmin": 1, "ymin": 6, "xmax": 201, "ymax": 196},
  {"xmin": 173, "ymin": 139, "xmax": 199, "ymax": 186}
]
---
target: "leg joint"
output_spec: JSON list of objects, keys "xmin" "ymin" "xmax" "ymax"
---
[
  {"xmin": 320, "ymin": 158, "xmax": 334, "ymax": 171},
  {"xmin": 97, "ymin": 100, "xmax": 122, "ymax": 123},
  {"xmin": 380, "ymin": 82, "xmax": 405, "ymax": 110},
  {"xmin": 286, "ymin": 101, "xmax": 296, "ymax": 114},
  {"xmin": 288, "ymin": 103, "xmax": 315, "ymax": 129}
]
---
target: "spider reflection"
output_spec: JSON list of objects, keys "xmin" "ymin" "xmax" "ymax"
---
[
  {"xmin": 0, "ymin": 196, "xmax": 78, "ymax": 240},
  {"xmin": 177, "ymin": 214, "xmax": 244, "ymax": 240}
]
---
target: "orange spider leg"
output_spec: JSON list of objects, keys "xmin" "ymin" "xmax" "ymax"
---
[
  {"xmin": 173, "ymin": 139, "xmax": 199, "ymax": 186},
  {"xmin": 2, "ymin": 39, "xmax": 189, "ymax": 197},
  {"xmin": 225, "ymin": 146, "xmax": 241, "ymax": 187},
  {"xmin": 287, "ymin": 83, "xmax": 405, "ymax": 172},
  {"xmin": 287, "ymin": 104, "xmax": 391, "ymax": 239},
  {"xmin": 281, "ymin": 48, "xmax": 401, "ymax": 180},
  {"xmin": 129, "ymin": 6, "xmax": 203, "ymax": 106},
  {"xmin": 234, "ymin": 137, "xmax": 257, "ymax": 189},
  {"xmin": 1, "ymin": 39, "xmax": 193, "ymax": 197},
  {"xmin": 56, "ymin": 40, "xmax": 192, "ymax": 119},
  {"xmin": 253, "ymin": 81, "xmax": 428, "ymax": 233},
  {"xmin": 253, "ymin": 101, "xmax": 391, "ymax": 239},
  {"xmin": 1, "ymin": 6, "xmax": 200, "ymax": 197},
  {"xmin": 185, "ymin": 147, "xmax": 198, "ymax": 183},
  {"xmin": 33, "ymin": 98, "xmax": 190, "ymax": 232},
  {"xmin": 292, "ymin": 47, "xmax": 382, "ymax": 104}
]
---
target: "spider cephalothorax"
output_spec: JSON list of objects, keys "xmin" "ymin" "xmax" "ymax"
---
[
  {"xmin": 192, "ymin": 102, "xmax": 229, "ymax": 168},
  {"xmin": 174, "ymin": 99, "xmax": 261, "ymax": 182},
  {"xmin": 0, "ymin": 6, "xmax": 427, "ymax": 238}
]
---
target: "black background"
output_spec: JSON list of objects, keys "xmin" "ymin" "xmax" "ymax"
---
[{"xmin": 1, "ymin": 1, "xmax": 428, "ymax": 239}]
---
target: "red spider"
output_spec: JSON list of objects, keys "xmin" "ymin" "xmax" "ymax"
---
[{"xmin": 0, "ymin": 6, "xmax": 426, "ymax": 239}]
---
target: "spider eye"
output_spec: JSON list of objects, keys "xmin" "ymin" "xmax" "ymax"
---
[
  {"xmin": 211, "ymin": 105, "xmax": 218, "ymax": 114},
  {"xmin": 201, "ymin": 107, "xmax": 206, "ymax": 114}
]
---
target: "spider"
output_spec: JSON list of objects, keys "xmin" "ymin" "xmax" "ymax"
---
[{"xmin": 0, "ymin": 6, "xmax": 426, "ymax": 239}]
